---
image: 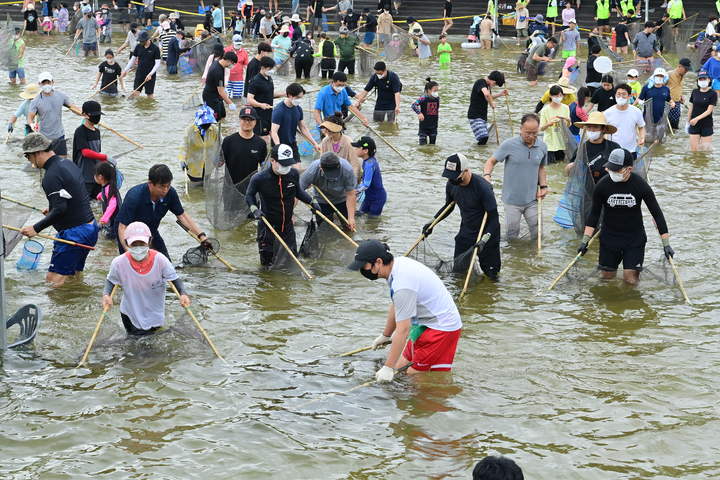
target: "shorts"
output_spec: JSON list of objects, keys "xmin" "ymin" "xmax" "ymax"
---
[
  {"xmin": 671, "ymin": 17, "xmax": 683, "ymax": 26},
  {"xmin": 121, "ymin": 313, "xmax": 160, "ymax": 335},
  {"xmin": 373, "ymin": 110, "xmax": 396, "ymax": 122},
  {"xmin": 134, "ymin": 73, "xmax": 156, "ymax": 94},
  {"xmin": 561, "ymin": 49, "xmax": 576, "ymax": 58},
  {"xmin": 143, "ymin": 11, "xmax": 153, "ymax": 20},
  {"xmin": 516, "ymin": 27, "xmax": 528, "ymax": 37},
  {"xmin": 254, "ymin": 109, "xmax": 272, "ymax": 136},
  {"xmin": 82, "ymin": 42, "xmax": 97, "ymax": 52},
  {"xmin": 469, "ymin": 117, "xmax": 489, "ymax": 141},
  {"xmin": 50, "ymin": 136, "xmax": 68, "ymax": 156},
  {"xmin": 8, "ymin": 68, "xmax": 25, "ymax": 80},
  {"xmin": 205, "ymin": 97, "xmax": 227, "ymax": 121},
  {"xmin": 402, "ymin": 327, "xmax": 461, "ymax": 371},
  {"xmin": 688, "ymin": 122, "xmax": 713, "ymax": 137},
  {"xmin": 48, "ymin": 221, "xmax": 99, "ymax": 276},
  {"xmin": 226, "ymin": 80, "xmax": 245, "ymax": 98},
  {"xmin": 547, "ymin": 150, "xmax": 565, "ymax": 164},
  {"xmin": 167, "ymin": 63, "xmax": 178, "ymax": 74},
  {"xmin": 598, "ymin": 240, "xmax": 645, "ymax": 272},
  {"xmin": 363, "ymin": 32, "xmax": 375, "ymax": 45},
  {"xmin": 479, "ymin": 34, "xmax": 492, "ymax": 41},
  {"xmin": 597, "ymin": 18, "xmax": 609, "ymax": 26},
  {"xmin": 359, "ymin": 192, "xmax": 386, "ymax": 216},
  {"xmin": 525, "ymin": 61, "xmax": 539, "ymax": 81}
]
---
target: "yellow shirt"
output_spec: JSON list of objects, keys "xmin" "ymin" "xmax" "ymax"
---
[{"xmin": 540, "ymin": 102, "xmax": 571, "ymax": 152}]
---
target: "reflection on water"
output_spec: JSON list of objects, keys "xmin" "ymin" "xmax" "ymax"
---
[{"xmin": 1, "ymin": 33, "xmax": 719, "ymax": 479}]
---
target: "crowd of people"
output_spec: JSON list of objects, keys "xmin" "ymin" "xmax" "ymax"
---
[{"xmin": 1, "ymin": 1, "xmax": 716, "ymax": 475}]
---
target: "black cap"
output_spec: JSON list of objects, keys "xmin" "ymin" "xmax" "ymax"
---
[
  {"xmin": 347, "ymin": 239, "xmax": 392, "ymax": 270},
  {"xmin": 137, "ymin": 30, "xmax": 150, "ymax": 43},
  {"xmin": 271, "ymin": 144, "xmax": 295, "ymax": 166},
  {"xmin": 442, "ymin": 153, "xmax": 469, "ymax": 179},
  {"xmin": 604, "ymin": 148, "xmax": 633, "ymax": 171},
  {"xmin": 239, "ymin": 105, "xmax": 259, "ymax": 120},
  {"xmin": 679, "ymin": 58, "xmax": 691, "ymax": 69},
  {"xmin": 82, "ymin": 100, "xmax": 102, "ymax": 116},
  {"xmin": 351, "ymin": 136, "xmax": 376, "ymax": 151}
]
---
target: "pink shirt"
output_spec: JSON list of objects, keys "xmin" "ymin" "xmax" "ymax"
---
[
  {"xmin": 224, "ymin": 46, "xmax": 249, "ymax": 82},
  {"xmin": 561, "ymin": 8, "xmax": 575, "ymax": 26},
  {"xmin": 96, "ymin": 184, "xmax": 118, "ymax": 224}
]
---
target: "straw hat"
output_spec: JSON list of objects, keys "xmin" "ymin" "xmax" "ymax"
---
[
  {"xmin": 548, "ymin": 77, "xmax": 577, "ymax": 94},
  {"xmin": 279, "ymin": 24, "xmax": 290, "ymax": 33},
  {"xmin": 319, "ymin": 120, "xmax": 343, "ymax": 133},
  {"xmin": 19, "ymin": 83, "xmax": 41, "ymax": 100},
  {"xmin": 290, "ymin": 13, "xmax": 301, "ymax": 22},
  {"xmin": 573, "ymin": 111, "xmax": 617, "ymax": 134}
]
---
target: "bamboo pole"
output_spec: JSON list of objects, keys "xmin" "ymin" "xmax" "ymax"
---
[
  {"xmin": 459, "ymin": 212, "xmax": 488, "ymax": 298},
  {"xmin": 3, "ymin": 225, "xmax": 95, "ymax": 250},
  {"xmin": 404, "ymin": 202, "xmax": 456, "ymax": 256},
  {"xmin": 261, "ymin": 216, "xmax": 313, "ymax": 279},
  {"xmin": 77, "ymin": 285, "xmax": 117, "ymax": 367}
]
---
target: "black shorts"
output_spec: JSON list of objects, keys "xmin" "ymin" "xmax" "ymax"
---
[
  {"xmin": 598, "ymin": 241, "xmax": 645, "ymax": 272},
  {"xmin": 205, "ymin": 97, "xmax": 227, "ymax": 120},
  {"xmin": 254, "ymin": 109, "xmax": 272, "ymax": 136},
  {"xmin": 121, "ymin": 313, "xmax": 160, "ymax": 335},
  {"xmin": 134, "ymin": 73, "xmax": 156, "ymax": 94},
  {"xmin": 597, "ymin": 18, "xmax": 609, "ymax": 26},
  {"xmin": 143, "ymin": 11, "xmax": 153, "ymax": 20},
  {"xmin": 671, "ymin": 17, "xmax": 683, "ymax": 26},
  {"xmin": 688, "ymin": 123, "xmax": 713, "ymax": 137},
  {"xmin": 50, "ymin": 136, "xmax": 67, "ymax": 156},
  {"xmin": 547, "ymin": 150, "xmax": 565, "ymax": 164}
]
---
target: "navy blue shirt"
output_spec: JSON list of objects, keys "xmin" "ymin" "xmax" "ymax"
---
[
  {"xmin": 363, "ymin": 70, "xmax": 402, "ymax": 111},
  {"xmin": 271, "ymin": 101, "xmax": 304, "ymax": 145},
  {"xmin": 33, "ymin": 155, "xmax": 94, "ymax": 233},
  {"xmin": 116, "ymin": 183, "xmax": 184, "ymax": 235}
]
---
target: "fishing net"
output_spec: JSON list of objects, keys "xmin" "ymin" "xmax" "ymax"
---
[
  {"xmin": 553, "ymin": 140, "xmax": 594, "ymax": 235},
  {"xmin": 561, "ymin": 123, "xmax": 579, "ymax": 165},
  {"xmin": 674, "ymin": 15, "xmax": 700, "ymax": 60},
  {"xmin": 691, "ymin": 38, "xmax": 713, "ymax": 71},
  {"xmin": 1, "ymin": 202, "xmax": 32, "ymax": 257},
  {"xmin": 643, "ymin": 97, "xmax": 669, "ymax": 145},
  {"xmin": 357, "ymin": 47, "xmax": 376, "ymax": 76},
  {"xmin": 383, "ymin": 25, "xmax": 410, "ymax": 62},
  {"xmin": 408, "ymin": 237, "xmax": 483, "ymax": 276},
  {"xmin": 181, "ymin": 88, "xmax": 204, "ymax": 111},
  {"xmin": 0, "ymin": 14, "xmax": 16, "ymax": 70},
  {"xmin": 204, "ymin": 151, "xmax": 253, "ymax": 231},
  {"xmin": 181, "ymin": 237, "xmax": 220, "ymax": 267},
  {"xmin": 659, "ymin": 22, "xmax": 674, "ymax": 54},
  {"xmin": 188, "ymin": 36, "xmax": 222, "ymax": 74},
  {"xmin": 598, "ymin": 37, "xmax": 622, "ymax": 62}
]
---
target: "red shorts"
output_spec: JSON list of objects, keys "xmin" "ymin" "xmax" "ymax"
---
[{"xmin": 402, "ymin": 328, "xmax": 461, "ymax": 371}]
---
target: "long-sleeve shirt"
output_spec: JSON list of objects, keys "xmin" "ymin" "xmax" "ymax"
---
[
  {"xmin": 356, "ymin": 156, "xmax": 385, "ymax": 199},
  {"xmin": 97, "ymin": 184, "xmax": 119, "ymax": 224},
  {"xmin": 33, "ymin": 155, "xmax": 94, "ymax": 233},
  {"xmin": 411, "ymin": 94, "xmax": 439, "ymax": 132},
  {"xmin": 245, "ymin": 167, "xmax": 312, "ymax": 232}
]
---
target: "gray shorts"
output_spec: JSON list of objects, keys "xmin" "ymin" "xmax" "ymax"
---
[{"xmin": 516, "ymin": 27, "xmax": 528, "ymax": 37}]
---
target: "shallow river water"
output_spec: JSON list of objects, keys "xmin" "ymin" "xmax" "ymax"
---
[{"xmin": 1, "ymin": 33, "xmax": 719, "ymax": 479}]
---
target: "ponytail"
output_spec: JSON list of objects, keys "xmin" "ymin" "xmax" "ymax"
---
[{"xmin": 424, "ymin": 77, "xmax": 439, "ymax": 93}]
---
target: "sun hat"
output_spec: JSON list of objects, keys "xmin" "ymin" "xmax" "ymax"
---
[
  {"xmin": 19, "ymin": 83, "xmax": 41, "ymax": 100},
  {"xmin": 573, "ymin": 111, "xmax": 618, "ymax": 134},
  {"xmin": 548, "ymin": 76, "xmax": 577, "ymax": 94}
]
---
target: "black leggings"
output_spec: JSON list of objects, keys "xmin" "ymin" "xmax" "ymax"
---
[
  {"xmin": 295, "ymin": 58, "xmax": 313, "ymax": 79},
  {"xmin": 121, "ymin": 313, "xmax": 160, "ymax": 335},
  {"xmin": 338, "ymin": 59, "xmax": 355, "ymax": 75},
  {"xmin": 320, "ymin": 58, "xmax": 336, "ymax": 79}
]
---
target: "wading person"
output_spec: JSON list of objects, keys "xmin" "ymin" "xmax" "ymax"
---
[
  {"xmin": 178, "ymin": 105, "xmax": 221, "ymax": 186},
  {"xmin": 202, "ymin": 50, "xmax": 239, "ymax": 121},
  {"xmin": 347, "ymin": 240, "xmax": 463, "ymax": 381},
  {"xmin": 422, "ymin": 153, "xmax": 501, "ymax": 280},
  {"xmin": 116, "ymin": 164, "xmax": 209, "ymax": 259},
  {"xmin": 633, "ymin": 22, "xmax": 659, "ymax": 73},
  {"xmin": 525, "ymin": 36, "xmax": 557, "ymax": 87},
  {"xmin": 28, "ymin": 71, "xmax": 78, "ymax": 157},
  {"xmin": 245, "ymin": 144, "xmax": 319, "ymax": 267},
  {"xmin": 92, "ymin": 49, "xmax": 125, "ymax": 96},
  {"xmin": 353, "ymin": 136, "xmax": 386, "ymax": 216},
  {"xmin": 483, "ymin": 113, "xmax": 549, "ymax": 240},
  {"xmin": 75, "ymin": 4, "xmax": 100, "ymax": 57},
  {"xmin": 318, "ymin": 115, "xmax": 361, "ymax": 179},
  {"xmin": 271, "ymin": 83, "xmax": 320, "ymax": 162},
  {"xmin": 667, "ymin": 58, "xmax": 691, "ymax": 130},
  {"xmin": 603, "ymin": 83, "xmax": 646, "ymax": 158},
  {"xmin": 578, "ymin": 148, "xmax": 674, "ymax": 285},
  {"xmin": 104, "ymin": 221, "xmax": 191, "ymax": 336},
  {"xmin": 244, "ymin": 42, "xmax": 273, "ymax": 98},
  {"xmin": 335, "ymin": 25, "xmax": 358, "ymax": 75},
  {"xmin": 221, "ymin": 106, "xmax": 268, "ymax": 186},
  {"xmin": 687, "ymin": 70, "xmax": 716, "ymax": 152},
  {"xmin": 468, "ymin": 70, "xmax": 508, "ymax": 146},
  {"xmin": 300, "ymin": 152, "xmax": 357, "ymax": 231},
  {"xmin": 313, "ymin": 71, "xmax": 368, "ymax": 125},
  {"xmin": 19, "ymin": 133, "xmax": 99, "ymax": 287},
  {"xmin": 354, "ymin": 61, "xmax": 402, "ymax": 123},
  {"xmin": 566, "ymin": 111, "xmax": 620, "ymax": 183},
  {"xmin": 539, "ymin": 84, "xmax": 571, "ymax": 164},
  {"xmin": 120, "ymin": 30, "xmax": 161, "ymax": 98},
  {"xmin": 586, "ymin": 74, "xmax": 616, "ymax": 113},
  {"xmin": 410, "ymin": 78, "xmax": 440, "ymax": 145},
  {"xmin": 247, "ymin": 56, "xmax": 282, "ymax": 143},
  {"xmin": 72, "ymin": 100, "xmax": 109, "ymax": 197}
]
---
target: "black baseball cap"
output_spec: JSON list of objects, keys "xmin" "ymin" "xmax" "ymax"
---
[
  {"xmin": 271, "ymin": 144, "xmax": 295, "ymax": 166},
  {"xmin": 239, "ymin": 105, "xmax": 259, "ymax": 120},
  {"xmin": 347, "ymin": 239, "xmax": 392, "ymax": 270},
  {"xmin": 351, "ymin": 136, "xmax": 376, "ymax": 151},
  {"xmin": 604, "ymin": 148, "xmax": 633, "ymax": 171},
  {"xmin": 442, "ymin": 153, "xmax": 469, "ymax": 179},
  {"xmin": 679, "ymin": 58, "xmax": 691, "ymax": 69},
  {"xmin": 81, "ymin": 100, "xmax": 103, "ymax": 116}
]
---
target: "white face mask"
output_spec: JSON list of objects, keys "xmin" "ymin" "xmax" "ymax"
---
[
  {"xmin": 586, "ymin": 130, "xmax": 602, "ymax": 141},
  {"xmin": 290, "ymin": 97, "xmax": 302, "ymax": 106},
  {"xmin": 332, "ymin": 85, "xmax": 343, "ymax": 93},
  {"xmin": 129, "ymin": 245, "xmax": 149, "ymax": 261},
  {"xmin": 615, "ymin": 96, "xmax": 628, "ymax": 106},
  {"xmin": 698, "ymin": 80, "xmax": 710, "ymax": 88},
  {"xmin": 608, "ymin": 170, "xmax": 625, "ymax": 182},
  {"xmin": 376, "ymin": 73, "xmax": 385, "ymax": 79},
  {"xmin": 275, "ymin": 164, "xmax": 291, "ymax": 175},
  {"xmin": 551, "ymin": 96, "xmax": 563, "ymax": 104},
  {"xmin": 654, "ymin": 76, "xmax": 664, "ymax": 85},
  {"xmin": 430, "ymin": 91, "xmax": 439, "ymax": 98},
  {"xmin": 41, "ymin": 84, "xmax": 53, "ymax": 93}
]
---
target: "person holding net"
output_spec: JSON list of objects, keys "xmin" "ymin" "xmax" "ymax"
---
[
  {"xmin": 353, "ymin": 61, "xmax": 402, "ymax": 123},
  {"xmin": 300, "ymin": 152, "xmax": 357, "ymax": 232},
  {"xmin": 420, "ymin": 154, "xmax": 501, "ymax": 281}
]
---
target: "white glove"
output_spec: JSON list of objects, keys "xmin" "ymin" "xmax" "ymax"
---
[
  {"xmin": 684, "ymin": 124, "xmax": 690, "ymax": 134},
  {"xmin": 228, "ymin": 103, "xmax": 237, "ymax": 111},
  {"xmin": 375, "ymin": 365, "xmax": 395, "ymax": 383},
  {"xmin": 372, "ymin": 334, "xmax": 392, "ymax": 350}
]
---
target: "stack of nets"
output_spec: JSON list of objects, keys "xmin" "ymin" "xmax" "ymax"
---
[
  {"xmin": 182, "ymin": 238, "xmax": 220, "ymax": 267},
  {"xmin": 204, "ymin": 149, "xmax": 253, "ymax": 231},
  {"xmin": 553, "ymin": 140, "xmax": 594, "ymax": 235}
]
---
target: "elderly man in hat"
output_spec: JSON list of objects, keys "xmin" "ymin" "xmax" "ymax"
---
[
  {"xmin": 19, "ymin": 133, "xmax": 99, "ymax": 287},
  {"xmin": 578, "ymin": 148, "xmax": 673, "ymax": 285},
  {"xmin": 120, "ymin": 29, "xmax": 161, "ymax": 98},
  {"xmin": 300, "ymin": 151, "xmax": 357, "ymax": 231},
  {"xmin": 335, "ymin": 25, "xmax": 359, "ymax": 75},
  {"xmin": 667, "ymin": 58, "xmax": 691, "ymax": 130},
  {"xmin": 565, "ymin": 111, "xmax": 620, "ymax": 183}
]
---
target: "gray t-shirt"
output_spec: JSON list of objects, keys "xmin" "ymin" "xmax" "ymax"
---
[
  {"xmin": 29, "ymin": 90, "xmax": 71, "ymax": 140},
  {"xmin": 299, "ymin": 158, "xmax": 356, "ymax": 204},
  {"xmin": 417, "ymin": 35, "xmax": 432, "ymax": 59},
  {"xmin": 77, "ymin": 16, "xmax": 98, "ymax": 44},
  {"xmin": 633, "ymin": 31, "xmax": 657, "ymax": 58},
  {"xmin": 526, "ymin": 43, "xmax": 548, "ymax": 67},
  {"xmin": 562, "ymin": 29, "xmax": 580, "ymax": 51},
  {"xmin": 492, "ymin": 136, "xmax": 548, "ymax": 206}
]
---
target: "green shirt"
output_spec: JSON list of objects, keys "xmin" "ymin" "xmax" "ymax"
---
[
  {"xmin": 10, "ymin": 38, "xmax": 25, "ymax": 68},
  {"xmin": 667, "ymin": 0, "xmax": 683, "ymax": 19},
  {"xmin": 437, "ymin": 42, "xmax": 452, "ymax": 63},
  {"xmin": 335, "ymin": 35, "xmax": 358, "ymax": 61}
]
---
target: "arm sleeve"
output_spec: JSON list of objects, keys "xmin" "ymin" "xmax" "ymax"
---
[
  {"xmin": 103, "ymin": 278, "xmax": 116, "ymax": 295},
  {"xmin": 100, "ymin": 194, "xmax": 118, "ymax": 224},
  {"xmin": 296, "ymin": 178, "xmax": 314, "ymax": 205},
  {"xmin": 170, "ymin": 278, "xmax": 187, "ymax": 295},
  {"xmin": 299, "ymin": 164, "xmax": 315, "ymax": 192},
  {"xmin": 80, "ymin": 148, "xmax": 108, "ymax": 161},
  {"xmin": 122, "ymin": 54, "xmax": 137, "ymax": 73},
  {"xmin": 585, "ymin": 182, "xmax": 604, "ymax": 229},
  {"xmin": 392, "ymin": 289, "xmax": 417, "ymax": 322},
  {"xmin": 167, "ymin": 188, "xmax": 185, "ymax": 216},
  {"xmin": 639, "ymin": 85, "xmax": 648, "ymax": 101},
  {"xmin": 356, "ymin": 160, "xmax": 375, "ymax": 192},
  {"xmin": 149, "ymin": 58, "xmax": 161, "ymax": 76},
  {"xmin": 15, "ymin": 100, "xmax": 29, "ymax": 119},
  {"xmin": 363, "ymin": 76, "xmax": 375, "ymax": 92},
  {"xmin": 642, "ymin": 182, "xmax": 669, "ymax": 235},
  {"xmin": 342, "ymin": 89, "xmax": 352, "ymax": 108}
]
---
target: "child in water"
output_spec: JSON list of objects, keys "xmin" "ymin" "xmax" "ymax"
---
[
  {"xmin": 437, "ymin": 33, "xmax": 452, "ymax": 67},
  {"xmin": 411, "ymin": 78, "xmax": 440, "ymax": 145},
  {"xmin": 94, "ymin": 161, "xmax": 122, "ymax": 240}
]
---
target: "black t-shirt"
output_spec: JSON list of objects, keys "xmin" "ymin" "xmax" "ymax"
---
[
  {"xmin": 587, "ymin": 173, "xmax": 668, "ymax": 245},
  {"xmin": 468, "ymin": 79, "xmax": 490, "ymax": 120},
  {"xmin": 364, "ymin": 14, "xmax": 377, "ymax": 33},
  {"xmin": 312, "ymin": 0, "xmax": 324, "ymax": 18},
  {"xmin": 614, "ymin": 23, "xmax": 629, "ymax": 46},
  {"xmin": 247, "ymin": 72, "xmax": 274, "ymax": 105},
  {"xmin": 132, "ymin": 42, "xmax": 161, "ymax": 76},
  {"xmin": 580, "ymin": 139, "xmax": 620, "ymax": 183},
  {"xmin": 72, "ymin": 124, "xmax": 102, "ymax": 184},
  {"xmin": 244, "ymin": 57, "xmax": 261, "ymax": 97},
  {"xmin": 364, "ymin": 71, "xmax": 402, "ymax": 110},
  {"xmin": 203, "ymin": 60, "xmax": 225, "ymax": 104},
  {"xmin": 24, "ymin": 10, "xmax": 38, "ymax": 29},
  {"xmin": 591, "ymin": 87, "xmax": 616, "ymax": 112},
  {"xmin": 221, "ymin": 133, "xmax": 268, "ymax": 184},
  {"xmin": 689, "ymin": 88, "xmax": 717, "ymax": 128},
  {"xmin": 344, "ymin": 12, "xmax": 361, "ymax": 30},
  {"xmin": 98, "ymin": 61, "xmax": 122, "ymax": 93},
  {"xmin": 417, "ymin": 96, "xmax": 439, "ymax": 131},
  {"xmin": 291, "ymin": 40, "xmax": 314, "ymax": 60},
  {"xmin": 445, "ymin": 174, "xmax": 500, "ymax": 243},
  {"xmin": 34, "ymin": 156, "xmax": 94, "ymax": 233},
  {"xmin": 586, "ymin": 55, "xmax": 602, "ymax": 84}
]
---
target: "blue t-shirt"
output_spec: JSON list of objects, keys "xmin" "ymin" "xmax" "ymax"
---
[
  {"xmin": 116, "ymin": 183, "xmax": 184, "ymax": 235},
  {"xmin": 212, "ymin": 8, "xmax": 223, "ymax": 29},
  {"xmin": 639, "ymin": 85, "xmax": 670, "ymax": 124},
  {"xmin": 272, "ymin": 101, "xmax": 304, "ymax": 145},
  {"xmin": 314, "ymin": 84, "xmax": 352, "ymax": 119}
]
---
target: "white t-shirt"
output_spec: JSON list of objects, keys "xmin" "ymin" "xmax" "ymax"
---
[
  {"xmin": 388, "ymin": 257, "xmax": 462, "ymax": 332},
  {"xmin": 603, "ymin": 105, "xmax": 645, "ymax": 152},
  {"xmin": 107, "ymin": 251, "xmax": 179, "ymax": 330}
]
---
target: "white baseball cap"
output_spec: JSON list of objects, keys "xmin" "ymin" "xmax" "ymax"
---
[
  {"xmin": 124, "ymin": 221, "xmax": 151, "ymax": 245},
  {"xmin": 38, "ymin": 71, "xmax": 53, "ymax": 83},
  {"xmin": 232, "ymin": 34, "xmax": 243, "ymax": 47},
  {"xmin": 653, "ymin": 67, "xmax": 667, "ymax": 77},
  {"xmin": 626, "ymin": 68, "xmax": 639, "ymax": 77},
  {"xmin": 273, "ymin": 144, "xmax": 295, "ymax": 166}
]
